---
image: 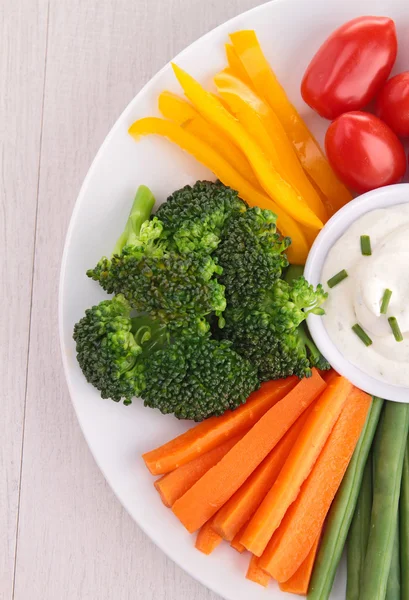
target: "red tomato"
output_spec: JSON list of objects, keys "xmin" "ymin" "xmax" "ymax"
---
[
  {"xmin": 301, "ymin": 16, "xmax": 397, "ymax": 120},
  {"xmin": 325, "ymin": 112, "xmax": 406, "ymax": 193},
  {"xmin": 376, "ymin": 72, "xmax": 409, "ymax": 136}
]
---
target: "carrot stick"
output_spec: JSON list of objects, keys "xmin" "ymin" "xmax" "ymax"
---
[
  {"xmin": 195, "ymin": 518, "xmax": 223, "ymax": 555},
  {"xmin": 172, "ymin": 371, "xmax": 326, "ymax": 533},
  {"xmin": 279, "ymin": 533, "xmax": 321, "ymax": 595},
  {"xmin": 231, "ymin": 523, "xmax": 247, "ymax": 553},
  {"xmin": 246, "ymin": 555, "xmax": 271, "ymax": 587},
  {"xmin": 241, "ymin": 376, "xmax": 352, "ymax": 556},
  {"xmin": 259, "ymin": 388, "xmax": 372, "ymax": 582},
  {"xmin": 143, "ymin": 377, "xmax": 297, "ymax": 475},
  {"xmin": 154, "ymin": 434, "xmax": 244, "ymax": 507},
  {"xmin": 212, "ymin": 408, "xmax": 311, "ymax": 540}
]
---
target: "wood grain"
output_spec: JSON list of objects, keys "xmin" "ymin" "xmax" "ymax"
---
[
  {"xmin": 8, "ymin": 1, "xmax": 266, "ymax": 599},
  {"xmin": 0, "ymin": 1, "xmax": 49, "ymax": 598}
]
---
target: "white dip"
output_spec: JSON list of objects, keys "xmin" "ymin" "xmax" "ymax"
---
[{"xmin": 321, "ymin": 203, "xmax": 409, "ymax": 387}]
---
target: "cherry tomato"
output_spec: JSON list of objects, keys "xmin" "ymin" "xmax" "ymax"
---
[
  {"xmin": 325, "ymin": 112, "xmax": 406, "ymax": 193},
  {"xmin": 376, "ymin": 72, "xmax": 409, "ymax": 137},
  {"xmin": 301, "ymin": 16, "xmax": 397, "ymax": 120}
]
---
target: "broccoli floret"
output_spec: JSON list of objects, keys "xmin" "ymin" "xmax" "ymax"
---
[
  {"xmin": 87, "ymin": 185, "xmax": 226, "ymax": 331},
  {"xmin": 156, "ymin": 180, "xmax": 246, "ymax": 254},
  {"xmin": 73, "ymin": 296, "xmax": 259, "ymax": 420},
  {"xmin": 215, "ymin": 206, "xmax": 290, "ymax": 308},
  {"xmin": 221, "ymin": 275, "xmax": 328, "ymax": 381}
]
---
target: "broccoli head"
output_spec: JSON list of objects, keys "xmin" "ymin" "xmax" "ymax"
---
[
  {"xmin": 87, "ymin": 185, "xmax": 226, "ymax": 331},
  {"xmin": 73, "ymin": 295, "xmax": 259, "ymax": 420},
  {"xmin": 214, "ymin": 206, "xmax": 290, "ymax": 308},
  {"xmin": 156, "ymin": 180, "xmax": 247, "ymax": 254}
]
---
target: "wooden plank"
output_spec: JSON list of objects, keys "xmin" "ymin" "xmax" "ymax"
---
[
  {"xmin": 0, "ymin": 1, "xmax": 48, "ymax": 598},
  {"xmin": 13, "ymin": 1, "xmax": 264, "ymax": 599}
]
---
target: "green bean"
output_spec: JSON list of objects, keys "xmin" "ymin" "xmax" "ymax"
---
[
  {"xmin": 346, "ymin": 453, "xmax": 373, "ymax": 600},
  {"xmin": 308, "ymin": 398, "xmax": 383, "ymax": 600},
  {"xmin": 400, "ymin": 437, "xmax": 409, "ymax": 600},
  {"xmin": 360, "ymin": 402, "xmax": 409, "ymax": 600},
  {"xmin": 385, "ymin": 519, "xmax": 400, "ymax": 600}
]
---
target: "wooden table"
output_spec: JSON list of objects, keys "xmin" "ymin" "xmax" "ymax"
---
[{"xmin": 1, "ymin": 0, "xmax": 267, "ymax": 598}]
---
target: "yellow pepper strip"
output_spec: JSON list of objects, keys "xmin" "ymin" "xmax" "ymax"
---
[
  {"xmin": 225, "ymin": 43, "xmax": 255, "ymax": 88},
  {"xmin": 229, "ymin": 30, "xmax": 352, "ymax": 216},
  {"xmin": 128, "ymin": 116, "xmax": 308, "ymax": 264},
  {"xmin": 171, "ymin": 63, "xmax": 323, "ymax": 231},
  {"xmin": 158, "ymin": 92, "xmax": 260, "ymax": 189},
  {"xmin": 214, "ymin": 71, "xmax": 328, "ymax": 223}
]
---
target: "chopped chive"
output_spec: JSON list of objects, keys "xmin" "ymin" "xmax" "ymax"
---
[
  {"xmin": 327, "ymin": 269, "xmax": 348, "ymax": 288},
  {"xmin": 352, "ymin": 324, "xmax": 373, "ymax": 347},
  {"xmin": 360, "ymin": 235, "xmax": 372, "ymax": 256},
  {"xmin": 388, "ymin": 317, "xmax": 403, "ymax": 342},
  {"xmin": 380, "ymin": 289, "xmax": 392, "ymax": 315}
]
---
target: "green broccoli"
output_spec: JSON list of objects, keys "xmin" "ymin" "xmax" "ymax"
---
[
  {"xmin": 221, "ymin": 275, "xmax": 328, "ymax": 380},
  {"xmin": 156, "ymin": 180, "xmax": 247, "ymax": 254},
  {"xmin": 73, "ymin": 295, "xmax": 259, "ymax": 420},
  {"xmin": 87, "ymin": 185, "xmax": 226, "ymax": 331},
  {"xmin": 214, "ymin": 206, "xmax": 290, "ymax": 308}
]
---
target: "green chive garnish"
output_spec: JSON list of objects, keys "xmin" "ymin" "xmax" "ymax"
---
[
  {"xmin": 388, "ymin": 317, "xmax": 403, "ymax": 342},
  {"xmin": 352, "ymin": 324, "xmax": 373, "ymax": 347},
  {"xmin": 380, "ymin": 289, "xmax": 392, "ymax": 315},
  {"xmin": 360, "ymin": 235, "xmax": 372, "ymax": 256},
  {"xmin": 327, "ymin": 269, "xmax": 348, "ymax": 288}
]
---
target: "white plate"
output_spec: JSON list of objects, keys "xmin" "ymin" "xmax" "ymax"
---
[{"xmin": 59, "ymin": 1, "xmax": 409, "ymax": 598}]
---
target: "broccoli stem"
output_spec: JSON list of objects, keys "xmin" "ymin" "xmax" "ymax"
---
[
  {"xmin": 113, "ymin": 185, "xmax": 156, "ymax": 255},
  {"xmin": 284, "ymin": 263, "xmax": 305, "ymax": 283}
]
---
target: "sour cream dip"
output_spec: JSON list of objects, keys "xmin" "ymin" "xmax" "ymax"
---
[{"xmin": 321, "ymin": 203, "xmax": 409, "ymax": 387}]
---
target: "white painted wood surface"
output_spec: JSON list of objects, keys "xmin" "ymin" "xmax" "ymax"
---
[{"xmin": 1, "ymin": 1, "xmax": 267, "ymax": 598}]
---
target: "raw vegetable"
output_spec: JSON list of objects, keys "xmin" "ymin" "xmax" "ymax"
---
[
  {"xmin": 229, "ymin": 29, "xmax": 352, "ymax": 215},
  {"xmin": 143, "ymin": 376, "xmax": 297, "ymax": 475},
  {"xmin": 280, "ymin": 534, "xmax": 321, "ymax": 595},
  {"xmin": 171, "ymin": 63, "xmax": 324, "ymax": 231},
  {"xmin": 325, "ymin": 111, "xmax": 406, "ymax": 194},
  {"xmin": 241, "ymin": 375, "xmax": 351, "ymax": 556},
  {"xmin": 195, "ymin": 519, "xmax": 223, "ymax": 555},
  {"xmin": 154, "ymin": 434, "xmax": 243, "ymax": 507},
  {"xmin": 259, "ymin": 386, "xmax": 372, "ymax": 582},
  {"xmin": 212, "ymin": 408, "xmax": 311, "ymax": 541},
  {"xmin": 301, "ymin": 16, "xmax": 397, "ymax": 120},
  {"xmin": 346, "ymin": 454, "xmax": 373, "ymax": 600},
  {"xmin": 171, "ymin": 370, "xmax": 326, "ymax": 533},
  {"xmin": 401, "ymin": 438, "xmax": 409, "ymax": 600},
  {"xmin": 214, "ymin": 70, "xmax": 327, "ymax": 223},
  {"xmin": 231, "ymin": 524, "xmax": 247, "ymax": 553},
  {"xmin": 376, "ymin": 72, "xmax": 409, "ymax": 137},
  {"xmin": 158, "ymin": 91, "xmax": 260, "ymax": 188},
  {"xmin": 359, "ymin": 402, "xmax": 409, "ymax": 600},
  {"xmin": 308, "ymin": 397, "xmax": 383, "ymax": 600},
  {"xmin": 246, "ymin": 555, "xmax": 270, "ymax": 587},
  {"xmin": 385, "ymin": 521, "xmax": 400, "ymax": 600},
  {"xmin": 225, "ymin": 43, "xmax": 254, "ymax": 87},
  {"xmin": 129, "ymin": 117, "xmax": 309, "ymax": 263},
  {"xmin": 73, "ymin": 295, "xmax": 258, "ymax": 419}
]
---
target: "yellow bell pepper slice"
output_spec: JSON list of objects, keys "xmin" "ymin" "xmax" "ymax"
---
[
  {"xmin": 171, "ymin": 63, "xmax": 323, "ymax": 231},
  {"xmin": 158, "ymin": 92, "xmax": 260, "ymax": 189},
  {"xmin": 225, "ymin": 43, "xmax": 254, "ymax": 88},
  {"xmin": 214, "ymin": 70, "xmax": 328, "ymax": 223},
  {"xmin": 128, "ymin": 116, "xmax": 309, "ymax": 264},
  {"xmin": 229, "ymin": 30, "xmax": 352, "ymax": 216}
]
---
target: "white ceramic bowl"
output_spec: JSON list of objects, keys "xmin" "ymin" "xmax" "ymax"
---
[{"xmin": 305, "ymin": 183, "xmax": 409, "ymax": 403}]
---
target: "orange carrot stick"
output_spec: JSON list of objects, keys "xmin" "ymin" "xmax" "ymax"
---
[
  {"xmin": 246, "ymin": 555, "xmax": 271, "ymax": 587},
  {"xmin": 231, "ymin": 524, "xmax": 247, "ymax": 553},
  {"xmin": 241, "ymin": 376, "xmax": 352, "ymax": 556},
  {"xmin": 143, "ymin": 377, "xmax": 297, "ymax": 475},
  {"xmin": 212, "ymin": 408, "xmax": 311, "ymax": 540},
  {"xmin": 259, "ymin": 387, "xmax": 372, "ymax": 582},
  {"xmin": 172, "ymin": 371, "xmax": 326, "ymax": 533},
  {"xmin": 195, "ymin": 518, "xmax": 223, "ymax": 555},
  {"xmin": 279, "ymin": 533, "xmax": 321, "ymax": 595},
  {"xmin": 154, "ymin": 434, "xmax": 244, "ymax": 507}
]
